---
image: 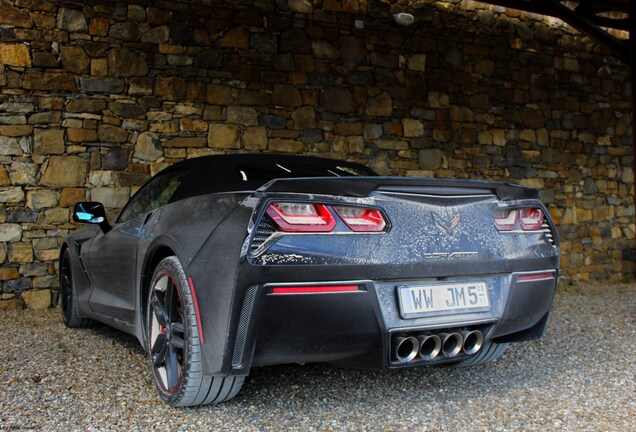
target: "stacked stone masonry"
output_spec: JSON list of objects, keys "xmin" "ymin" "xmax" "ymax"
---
[{"xmin": 0, "ymin": 0, "xmax": 633, "ymax": 309}]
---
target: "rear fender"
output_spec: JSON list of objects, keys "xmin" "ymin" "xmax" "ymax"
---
[
  {"xmin": 181, "ymin": 199, "xmax": 258, "ymax": 376},
  {"xmin": 133, "ymin": 193, "xmax": 249, "ymax": 347}
]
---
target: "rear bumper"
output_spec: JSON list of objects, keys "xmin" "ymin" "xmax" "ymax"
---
[{"xmin": 229, "ymin": 270, "xmax": 557, "ymax": 374}]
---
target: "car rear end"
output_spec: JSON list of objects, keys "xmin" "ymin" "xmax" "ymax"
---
[{"xmin": 221, "ymin": 177, "xmax": 559, "ymax": 374}]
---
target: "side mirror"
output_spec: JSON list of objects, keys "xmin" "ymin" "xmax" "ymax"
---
[{"xmin": 73, "ymin": 202, "xmax": 111, "ymax": 233}]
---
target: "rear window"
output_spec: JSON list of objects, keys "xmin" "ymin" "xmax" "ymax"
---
[
  {"xmin": 159, "ymin": 155, "xmax": 379, "ymax": 203},
  {"xmin": 235, "ymin": 162, "xmax": 373, "ymax": 183}
]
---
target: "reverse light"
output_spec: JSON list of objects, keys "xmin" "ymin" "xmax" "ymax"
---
[
  {"xmin": 519, "ymin": 208, "xmax": 543, "ymax": 231},
  {"xmin": 333, "ymin": 206, "xmax": 387, "ymax": 232},
  {"xmin": 494, "ymin": 209, "xmax": 517, "ymax": 231},
  {"xmin": 266, "ymin": 202, "xmax": 336, "ymax": 232}
]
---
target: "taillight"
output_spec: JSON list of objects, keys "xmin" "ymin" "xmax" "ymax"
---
[
  {"xmin": 494, "ymin": 209, "xmax": 517, "ymax": 231},
  {"xmin": 519, "ymin": 208, "xmax": 543, "ymax": 231},
  {"xmin": 333, "ymin": 206, "xmax": 386, "ymax": 232},
  {"xmin": 266, "ymin": 202, "xmax": 336, "ymax": 232},
  {"xmin": 495, "ymin": 207, "xmax": 544, "ymax": 231}
]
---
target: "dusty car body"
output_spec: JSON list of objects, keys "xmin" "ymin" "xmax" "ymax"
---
[{"xmin": 60, "ymin": 154, "xmax": 559, "ymax": 406}]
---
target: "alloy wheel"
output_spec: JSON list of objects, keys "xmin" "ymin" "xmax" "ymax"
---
[{"xmin": 148, "ymin": 272, "xmax": 186, "ymax": 393}]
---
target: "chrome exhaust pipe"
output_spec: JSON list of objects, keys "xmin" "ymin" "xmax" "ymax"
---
[
  {"xmin": 392, "ymin": 335, "xmax": 419, "ymax": 363},
  {"xmin": 440, "ymin": 332, "xmax": 463, "ymax": 358},
  {"xmin": 461, "ymin": 330, "xmax": 483, "ymax": 355},
  {"xmin": 417, "ymin": 334, "xmax": 442, "ymax": 360}
]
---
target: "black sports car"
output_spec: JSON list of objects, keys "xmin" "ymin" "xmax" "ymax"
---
[{"xmin": 60, "ymin": 154, "xmax": 559, "ymax": 407}]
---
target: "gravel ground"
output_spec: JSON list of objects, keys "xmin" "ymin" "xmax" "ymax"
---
[{"xmin": 0, "ymin": 283, "xmax": 634, "ymax": 432}]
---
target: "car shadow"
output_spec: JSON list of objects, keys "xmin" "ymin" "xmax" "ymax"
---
[
  {"xmin": 71, "ymin": 292, "xmax": 627, "ymax": 412},
  {"xmin": 82, "ymin": 321, "xmax": 146, "ymax": 354}
]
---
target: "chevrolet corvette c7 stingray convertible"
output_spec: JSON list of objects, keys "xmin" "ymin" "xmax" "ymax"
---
[{"xmin": 60, "ymin": 154, "xmax": 559, "ymax": 407}]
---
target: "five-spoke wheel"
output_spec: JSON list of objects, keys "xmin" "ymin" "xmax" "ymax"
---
[
  {"xmin": 146, "ymin": 256, "xmax": 245, "ymax": 406},
  {"xmin": 148, "ymin": 272, "xmax": 187, "ymax": 393}
]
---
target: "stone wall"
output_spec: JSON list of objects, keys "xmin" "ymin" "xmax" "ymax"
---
[{"xmin": 0, "ymin": 0, "xmax": 633, "ymax": 309}]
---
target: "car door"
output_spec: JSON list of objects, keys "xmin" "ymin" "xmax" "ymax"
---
[{"xmin": 86, "ymin": 169, "xmax": 187, "ymax": 323}]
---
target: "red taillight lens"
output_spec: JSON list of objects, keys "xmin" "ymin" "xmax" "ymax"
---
[
  {"xmin": 517, "ymin": 272, "xmax": 555, "ymax": 282},
  {"xmin": 333, "ymin": 206, "xmax": 386, "ymax": 232},
  {"xmin": 495, "ymin": 207, "xmax": 544, "ymax": 231},
  {"xmin": 519, "ymin": 208, "xmax": 543, "ymax": 231},
  {"xmin": 266, "ymin": 202, "xmax": 336, "ymax": 232},
  {"xmin": 271, "ymin": 285, "xmax": 360, "ymax": 294},
  {"xmin": 494, "ymin": 209, "xmax": 517, "ymax": 231}
]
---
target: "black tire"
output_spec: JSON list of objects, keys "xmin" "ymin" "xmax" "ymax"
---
[
  {"xmin": 453, "ymin": 341, "xmax": 509, "ymax": 367},
  {"xmin": 60, "ymin": 249, "xmax": 94, "ymax": 328},
  {"xmin": 146, "ymin": 256, "xmax": 244, "ymax": 407}
]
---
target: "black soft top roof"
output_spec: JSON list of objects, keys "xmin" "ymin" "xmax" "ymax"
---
[{"xmin": 166, "ymin": 154, "xmax": 377, "ymax": 200}]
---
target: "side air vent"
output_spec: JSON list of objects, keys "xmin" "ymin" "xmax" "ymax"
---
[
  {"xmin": 542, "ymin": 217, "xmax": 556, "ymax": 247},
  {"xmin": 232, "ymin": 285, "xmax": 259, "ymax": 368},
  {"xmin": 250, "ymin": 219, "xmax": 276, "ymax": 254}
]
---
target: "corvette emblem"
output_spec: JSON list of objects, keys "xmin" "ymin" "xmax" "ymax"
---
[{"xmin": 432, "ymin": 212, "xmax": 461, "ymax": 236}]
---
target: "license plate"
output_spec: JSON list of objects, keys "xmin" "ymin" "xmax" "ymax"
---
[{"xmin": 397, "ymin": 282, "xmax": 490, "ymax": 318}]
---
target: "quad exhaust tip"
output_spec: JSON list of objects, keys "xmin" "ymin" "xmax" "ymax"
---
[
  {"xmin": 392, "ymin": 330, "xmax": 484, "ymax": 363},
  {"xmin": 393, "ymin": 335, "xmax": 419, "ymax": 363},
  {"xmin": 418, "ymin": 334, "xmax": 441, "ymax": 360},
  {"xmin": 461, "ymin": 330, "xmax": 484, "ymax": 355},
  {"xmin": 440, "ymin": 332, "xmax": 463, "ymax": 358}
]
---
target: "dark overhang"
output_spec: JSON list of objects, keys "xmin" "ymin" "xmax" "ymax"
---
[
  {"xmin": 470, "ymin": 0, "xmax": 630, "ymax": 65},
  {"xmin": 384, "ymin": 1, "xmax": 631, "ymax": 65}
]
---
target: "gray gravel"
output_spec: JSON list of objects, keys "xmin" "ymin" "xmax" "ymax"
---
[{"xmin": 0, "ymin": 283, "xmax": 634, "ymax": 431}]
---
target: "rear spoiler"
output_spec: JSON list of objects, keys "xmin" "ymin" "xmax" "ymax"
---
[{"xmin": 259, "ymin": 177, "xmax": 539, "ymax": 201}]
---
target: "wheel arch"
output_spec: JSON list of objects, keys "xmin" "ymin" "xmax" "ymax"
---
[
  {"xmin": 140, "ymin": 245, "xmax": 177, "ymax": 331},
  {"xmin": 59, "ymin": 241, "xmax": 70, "ymax": 260},
  {"xmin": 58, "ymin": 242, "xmax": 70, "ymax": 314},
  {"xmin": 136, "ymin": 232, "xmax": 197, "ymax": 347},
  {"xmin": 58, "ymin": 242, "xmax": 70, "ymax": 304}
]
